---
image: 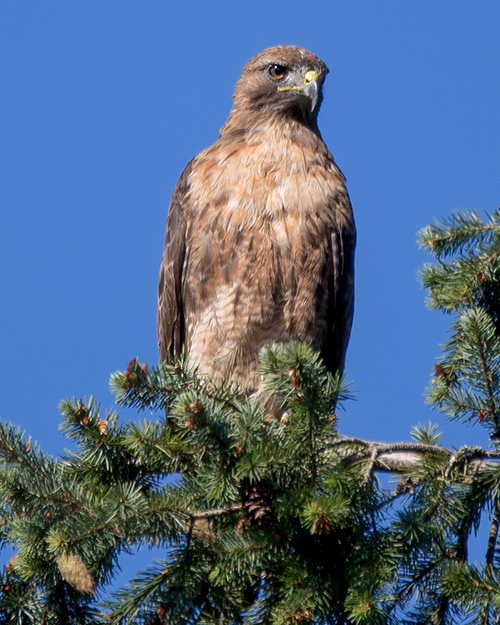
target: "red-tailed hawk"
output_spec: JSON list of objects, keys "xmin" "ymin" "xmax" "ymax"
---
[{"xmin": 158, "ymin": 45, "xmax": 355, "ymax": 400}]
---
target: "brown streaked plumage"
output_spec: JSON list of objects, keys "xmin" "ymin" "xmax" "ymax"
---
[{"xmin": 158, "ymin": 45, "xmax": 355, "ymax": 399}]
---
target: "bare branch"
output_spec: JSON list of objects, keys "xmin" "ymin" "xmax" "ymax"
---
[
  {"xmin": 191, "ymin": 504, "xmax": 243, "ymax": 519},
  {"xmin": 331, "ymin": 436, "xmax": 500, "ymax": 474},
  {"xmin": 486, "ymin": 500, "xmax": 500, "ymax": 565}
]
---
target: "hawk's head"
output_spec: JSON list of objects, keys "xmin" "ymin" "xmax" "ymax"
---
[{"xmin": 231, "ymin": 45, "xmax": 329, "ymax": 121}]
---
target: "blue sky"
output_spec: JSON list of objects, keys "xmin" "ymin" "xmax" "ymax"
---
[{"xmin": 1, "ymin": 0, "xmax": 500, "ymax": 581}]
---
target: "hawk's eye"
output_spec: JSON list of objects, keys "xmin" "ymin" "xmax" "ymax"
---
[{"xmin": 268, "ymin": 64, "xmax": 288, "ymax": 80}]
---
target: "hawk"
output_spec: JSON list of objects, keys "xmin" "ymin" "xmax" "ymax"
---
[{"xmin": 158, "ymin": 45, "xmax": 355, "ymax": 401}]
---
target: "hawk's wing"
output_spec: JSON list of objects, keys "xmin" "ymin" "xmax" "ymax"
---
[
  {"xmin": 157, "ymin": 161, "xmax": 193, "ymax": 363},
  {"xmin": 323, "ymin": 193, "xmax": 356, "ymax": 375}
]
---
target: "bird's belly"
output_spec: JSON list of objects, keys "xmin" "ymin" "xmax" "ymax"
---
[
  {"xmin": 184, "ymin": 223, "xmax": 329, "ymax": 393},
  {"xmin": 186, "ymin": 284, "xmax": 283, "ymax": 391}
]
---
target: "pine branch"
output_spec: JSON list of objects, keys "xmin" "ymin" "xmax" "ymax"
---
[
  {"xmin": 4, "ymin": 334, "xmax": 500, "ymax": 622},
  {"xmin": 417, "ymin": 209, "xmax": 500, "ymax": 259},
  {"xmin": 88, "ymin": 437, "xmax": 500, "ymax": 527}
]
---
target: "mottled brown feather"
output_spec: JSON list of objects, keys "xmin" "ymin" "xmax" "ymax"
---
[{"xmin": 158, "ymin": 45, "xmax": 356, "ymax": 398}]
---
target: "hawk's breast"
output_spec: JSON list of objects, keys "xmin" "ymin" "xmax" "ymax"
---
[{"xmin": 179, "ymin": 128, "xmax": 347, "ymax": 392}]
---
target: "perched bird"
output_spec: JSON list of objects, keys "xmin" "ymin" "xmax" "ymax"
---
[{"xmin": 158, "ymin": 45, "xmax": 355, "ymax": 401}]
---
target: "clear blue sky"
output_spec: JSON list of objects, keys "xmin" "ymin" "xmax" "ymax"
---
[{"xmin": 1, "ymin": 0, "xmax": 500, "ymax": 581}]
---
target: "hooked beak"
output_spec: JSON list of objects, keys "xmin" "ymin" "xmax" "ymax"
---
[
  {"xmin": 303, "ymin": 70, "xmax": 319, "ymax": 113},
  {"xmin": 277, "ymin": 69, "xmax": 320, "ymax": 113}
]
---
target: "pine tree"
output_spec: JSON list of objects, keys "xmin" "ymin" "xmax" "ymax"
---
[{"xmin": 1, "ymin": 208, "xmax": 500, "ymax": 624}]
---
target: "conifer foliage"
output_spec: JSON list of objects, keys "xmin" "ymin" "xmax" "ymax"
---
[{"xmin": 1, "ymin": 208, "xmax": 500, "ymax": 624}]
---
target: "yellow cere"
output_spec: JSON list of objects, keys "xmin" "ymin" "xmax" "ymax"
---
[{"xmin": 304, "ymin": 70, "xmax": 319, "ymax": 84}]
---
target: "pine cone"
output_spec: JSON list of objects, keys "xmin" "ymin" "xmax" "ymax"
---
[
  {"xmin": 56, "ymin": 552, "xmax": 95, "ymax": 595},
  {"xmin": 240, "ymin": 478, "xmax": 274, "ymax": 528}
]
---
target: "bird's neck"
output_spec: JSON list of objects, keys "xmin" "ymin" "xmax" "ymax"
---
[{"xmin": 220, "ymin": 106, "xmax": 322, "ymax": 143}]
